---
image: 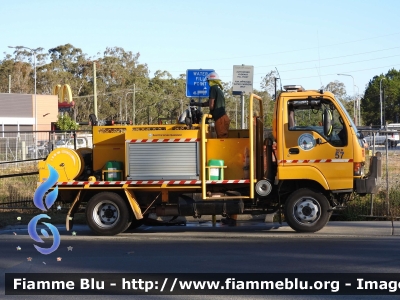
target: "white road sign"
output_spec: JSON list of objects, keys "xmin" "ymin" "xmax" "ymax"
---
[{"xmin": 232, "ymin": 65, "xmax": 254, "ymax": 95}]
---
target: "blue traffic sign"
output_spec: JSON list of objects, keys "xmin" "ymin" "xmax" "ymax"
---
[{"xmin": 186, "ymin": 69, "xmax": 214, "ymax": 98}]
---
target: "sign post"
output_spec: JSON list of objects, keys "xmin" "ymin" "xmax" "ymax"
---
[{"xmin": 232, "ymin": 65, "xmax": 254, "ymax": 129}]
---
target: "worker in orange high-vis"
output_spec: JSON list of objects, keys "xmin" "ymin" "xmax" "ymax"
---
[
  {"xmin": 191, "ymin": 72, "xmax": 234, "ymax": 225},
  {"xmin": 190, "ymin": 72, "xmax": 230, "ymax": 138}
]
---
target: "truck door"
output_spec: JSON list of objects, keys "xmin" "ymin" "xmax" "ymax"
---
[{"xmin": 283, "ymin": 99, "xmax": 353, "ymax": 190}]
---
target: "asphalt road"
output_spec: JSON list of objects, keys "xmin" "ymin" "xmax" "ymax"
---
[{"xmin": 1, "ymin": 220, "xmax": 400, "ymax": 299}]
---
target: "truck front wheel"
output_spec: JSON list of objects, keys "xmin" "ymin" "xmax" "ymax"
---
[
  {"xmin": 284, "ymin": 188, "xmax": 331, "ymax": 233},
  {"xmin": 86, "ymin": 192, "xmax": 132, "ymax": 235}
]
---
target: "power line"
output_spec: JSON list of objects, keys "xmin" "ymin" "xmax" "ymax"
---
[
  {"xmin": 255, "ymin": 46, "xmax": 400, "ymax": 69},
  {"xmin": 214, "ymin": 62, "xmax": 400, "ymax": 82},
  {"xmin": 264, "ymin": 54, "xmax": 400, "ymax": 74},
  {"xmin": 164, "ymin": 46, "xmax": 400, "ymax": 75},
  {"xmin": 283, "ymin": 64, "xmax": 400, "ymax": 81},
  {"xmin": 72, "ymin": 88, "xmax": 135, "ymax": 99},
  {"xmin": 147, "ymin": 32, "xmax": 400, "ymax": 64}
]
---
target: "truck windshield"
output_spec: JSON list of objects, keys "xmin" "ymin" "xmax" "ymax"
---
[{"xmin": 336, "ymin": 99, "xmax": 362, "ymax": 139}]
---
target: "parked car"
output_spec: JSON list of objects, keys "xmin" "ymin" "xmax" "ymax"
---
[
  {"xmin": 363, "ymin": 134, "xmax": 385, "ymax": 146},
  {"xmin": 54, "ymin": 136, "xmax": 92, "ymax": 150},
  {"xmin": 364, "ymin": 131, "xmax": 399, "ymax": 148},
  {"xmin": 386, "ymin": 124, "xmax": 400, "ymax": 147}
]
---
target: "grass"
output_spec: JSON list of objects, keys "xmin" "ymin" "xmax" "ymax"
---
[{"xmin": 0, "ymin": 161, "xmax": 38, "ymax": 203}]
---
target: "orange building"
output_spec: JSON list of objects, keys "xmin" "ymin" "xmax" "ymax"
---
[{"xmin": 0, "ymin": 93, "xmax": 58, "ymax": 132}]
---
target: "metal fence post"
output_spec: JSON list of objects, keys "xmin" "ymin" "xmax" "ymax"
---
[
  {"xmin": 370, "ymin": 132, "xmax": 376, "ymax": 216},
  {"xmin": 386, "ymin": 131, "xmax": 390, "ymax": 216}
]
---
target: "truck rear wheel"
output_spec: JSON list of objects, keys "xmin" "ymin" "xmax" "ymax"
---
[
  {"xmin": 284, "ymin": 188, "xmax": 331, "ymax": 233},
  {"xmin": 86, "ymin": 192, "xmax": 132, "ymax": 236}
]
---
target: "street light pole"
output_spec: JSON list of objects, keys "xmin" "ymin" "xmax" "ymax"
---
[
  {"xmin": 34, "ymin": 52, "xmax": 37, "ymax": 130},
  {"xmin": 125, "ymin": 91, "xmax": 133, "ymax": 124},
  {"xmin": 9, "ymin": 45, "xmax": 40, "ymax": 158},
  {"xmin": 338, "ymin": 73, "xmax": 356, "ymax": 125},
  {"xmin": 93, "ymin": 62, "xmax": 98, "ymax": 118},
  {"xmin": 9, "ymin": 46, "xmax": 40, "ymax": 131},
  {"xmin": 133, "ymin": 84, "xmax": 136, "ymax": 124},
  {"xmin": 235, "ymin": 98, "xmax": 238, "ymax": 129},
  {"xmin": 354, "ymin": 85, "xmax": 360, "ymax": 126},
  {"xmin": 380, "ymin": 77, "xmax": 386, "ymax": 128},
  {"xmin": 125, "ymin": 84, "xmax": 140, "ymax": 125}
]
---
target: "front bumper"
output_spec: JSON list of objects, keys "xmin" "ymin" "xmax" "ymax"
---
[{"xmin": 355, "ymin": 152, "xmax": 382, "ymax": 194}]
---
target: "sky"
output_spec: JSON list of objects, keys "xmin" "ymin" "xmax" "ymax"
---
[{"xmin": 2, "ymin": 0, "xmax": 400, "ymax": 96}]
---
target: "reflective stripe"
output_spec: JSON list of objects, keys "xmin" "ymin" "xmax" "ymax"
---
[
  {"xmin": 126, "ymin": 138, "xmax": 199, "ymax": 143},
  {"xmin": 278, "ymin": 159, "xmax": 353, "ymax": 164},
  {"xmin": 55, "ymin": 179, "xmax": 250, "ymax": 186}
]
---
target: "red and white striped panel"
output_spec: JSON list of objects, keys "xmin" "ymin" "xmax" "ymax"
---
[
  {"xmin": 127, "ymin": 138, "xmax": 199, "ymax": 143},
  {"xmin": 277, "ymin": 159, "xmax": 353, "ymax": 164},
  {"xmin": 207, "ymin": 180, "xmax": 249, "ymax": 184},
  {"xmin": 55, "ymin": 179, "xmax": 250, "ymax": 186}
]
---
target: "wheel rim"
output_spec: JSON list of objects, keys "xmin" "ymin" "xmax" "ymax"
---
[
  {"xmin": 292, "ymin": 196, "xmax": 321, "ymax": 226},
  {"xmin": 92, "ymin": 200, "xmax": 120, "ymax": 229}
]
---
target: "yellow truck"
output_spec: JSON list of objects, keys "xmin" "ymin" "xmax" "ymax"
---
[{"xmin": 38, "ymin": 85, "xmax": 381, "ymax": 235}]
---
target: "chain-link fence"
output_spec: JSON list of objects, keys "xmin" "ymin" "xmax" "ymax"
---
[
  {"xmin": 1, "ymin": 129, "xmax": 400, "ymax": 219},
  {"xmin": 0, "ymin": 130, "xmax": 92, "ymax": 161},
  {"xmin": 0, "ymin": 160, "xmax": 38, "ymax": 210},
  {"xmin": 0, "ymin": 130, "xmax": 92, "ymax": 211},
  {"xmin": 339, "ymin": 129, "xmax": 400, "ymax": 219}
]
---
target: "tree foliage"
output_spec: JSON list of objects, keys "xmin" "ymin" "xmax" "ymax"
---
[
  {"xmin": 324, "ymin": 80, "xmax": 346, "ymax": 99},
  {"xmin": 361, "ymin": 69, "xmax": 400, "ymax": 127},
  {"xmin": 56, "ymin": 114, "xmax": 79, "ymax": 130},
  {"xmin": 2, "ymin": 44, "xmax": 400, "ymax": 128}
]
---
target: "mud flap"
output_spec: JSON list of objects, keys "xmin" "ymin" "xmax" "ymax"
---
[{"xmin": 355, "ymin": 152, "xmax": 381, "ymax": 194}]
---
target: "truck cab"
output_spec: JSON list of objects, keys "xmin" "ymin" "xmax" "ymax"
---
[{"xmin": 271, "ymin": 85, "xmax": 381, "ymax": 231}]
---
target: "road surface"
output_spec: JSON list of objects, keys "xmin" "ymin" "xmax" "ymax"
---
[{"xmin": 1, "ymin": 220, "xmax": 400, "ymax": 299}]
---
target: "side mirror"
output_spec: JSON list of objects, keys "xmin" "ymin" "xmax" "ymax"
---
[{"xmin": 323, "ymin": 109, "xmax": 332, "ymax": 137}]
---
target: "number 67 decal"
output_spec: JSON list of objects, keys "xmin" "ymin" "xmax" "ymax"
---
[{"xmin": 335, "ymin": 149, "xmax": 344, "ymax": 159}]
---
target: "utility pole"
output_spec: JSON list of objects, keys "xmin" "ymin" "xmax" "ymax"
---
[
  {"xmin": 93, "ymin": 61, "xmax": 98, "ymax": 118},
  {"xmin": 241, "ymin": 91, "xmax": 245, "ymax": 129},
  {"xmin": 380, "ymin": 77, "xmax": 386, "ymax": 128}
]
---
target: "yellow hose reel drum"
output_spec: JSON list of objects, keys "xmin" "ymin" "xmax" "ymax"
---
[{"xmin": 41, "ymin": 148, "xmax": 82, "ymax": 182}]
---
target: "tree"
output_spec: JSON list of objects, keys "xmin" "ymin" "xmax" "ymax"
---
[
  {"xmin": 0, "ymin": 50, "xmax": 44, "ymax": 94},
  {"xmin": 56, "ymin": 114, "xmax": 79, "ymax": 130},
  {"xmin": 260, "ymin": 70, "xmax": 279, "ymax": 98},
  {"xmin": 324, "ymin": 80, "xmax": 346, "ymax": 100},
  {"xmin": 361, "ymin": 69, "xmax": 400, "ymax": 127},
  {"xmin": 259, "ymin": 70, "xmax": 281, "ymax": 127}
]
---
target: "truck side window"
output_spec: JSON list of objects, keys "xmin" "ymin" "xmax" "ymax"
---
[{"xmin": 288, "ymin": 100, "xmax": 347, "ymax": 147}]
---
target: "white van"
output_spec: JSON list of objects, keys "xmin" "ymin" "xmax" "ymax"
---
[
  {"xmin": 54, "ymin": 135, "xmax": 93, "ymax": 150},
  {"xmin": 386, "ymin": 124, "xmax": 400, "ymax": 147},
  {"xmin": 387, "ymin": 123, "xmax": 400, "ymax": 129}
]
